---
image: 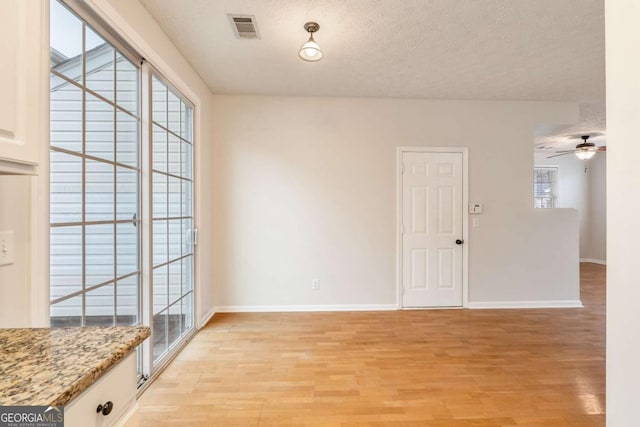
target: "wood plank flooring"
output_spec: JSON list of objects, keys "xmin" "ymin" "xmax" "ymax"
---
[{"xmin": 138, "ymin": 263, "xmax": 605, "ymax": 426}]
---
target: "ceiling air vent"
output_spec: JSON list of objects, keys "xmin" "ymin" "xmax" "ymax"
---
[{"xmin": 228, "ymin": 15, "xmax": 260, "ymax": 39}]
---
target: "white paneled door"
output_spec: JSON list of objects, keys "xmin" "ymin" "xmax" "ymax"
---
[{"xmin": 401, "ymin": 151, "xmax": 464, "ymax": 307}]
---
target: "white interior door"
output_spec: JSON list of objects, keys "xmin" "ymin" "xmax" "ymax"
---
[{"xmin": 401, "ymin": 151, "xmax": 464, "ymax": 307}]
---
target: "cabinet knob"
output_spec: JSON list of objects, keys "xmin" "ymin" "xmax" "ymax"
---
[{"xmin": 96, "ymin": 401, "xmax": 114, "ymax": 416}]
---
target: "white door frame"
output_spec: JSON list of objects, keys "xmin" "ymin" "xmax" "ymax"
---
[{"xmin": 396, "ymin": 147, "xmax": 469, "ymax": 309}]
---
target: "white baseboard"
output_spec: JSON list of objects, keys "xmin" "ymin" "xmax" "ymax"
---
[
  {"xmin": 580, "ymin": 258, "xmax": 607, "ymax": 265},
  {"xmin": 198, "ymin": 307, "xmax": 216, "ymax": 328},
  {"xmin": 214, "ymin": 304, "xmax": 398, "ymax": 313},
  {"xmin": 468, "ymin": 300, "xmax": 583, "ymax": 309}
]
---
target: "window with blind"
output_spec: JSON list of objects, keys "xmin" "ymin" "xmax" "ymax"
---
[{"xmin": 534, "ymin": 167, "xmax": 558, "ymax": 208}]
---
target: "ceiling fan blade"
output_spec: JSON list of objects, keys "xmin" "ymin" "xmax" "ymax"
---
[
  {"xmin": 597, "ymin": 146, "xmax": 607, "ymax": 151},
  {"xmin": 546, "ymin": 152, "xmax": 574, "ymax": 159}
]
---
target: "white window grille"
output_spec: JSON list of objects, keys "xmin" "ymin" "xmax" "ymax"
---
[{"xmin": 534, "ymin": 167, "xmax": 558, "ymax": 208}]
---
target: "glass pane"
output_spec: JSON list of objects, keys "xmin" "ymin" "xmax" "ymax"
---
[
  {"xmin": 181, "ymin": 293, "xmax": 193, "ymax": 333},
  {"xmin": 115, "ymin": 53, "xmax": 138, "ymax": 114},
  {"xmin": 181, "ymin": 141, "xmax": 192, "ymax": 180},
  {"xmin": 153, "ymin": 220, "xmax": 167, "ymax": 266},
  {"xmin": 116, "ymin": 166, "xmax": 137, "ymax": 221},
  {"xmin": 50, "ymin": 151, "xmax": 82, "ymax": 224},
  {"xmin": 181, "ymin": 179, "xmax": 192, "ymax": 218},
  {"xmin": 85, "ymin": 27, "xmax": 115, "ymax": 102},
  {"xmin": 168, "ymin": 133, "xmax": 181, "ymax": 176},
  {"xmin": 152, "ymin": 75, "xmax": 167, "ymax": 127},
  {"xmin": 153, "ymin": 265, "xmax": 168, "ymax": 314},
  {"xmin": 50, "ymin": 295, "xmax": 83, "ymax": 328},
  {"xmin": 50, "ymin": 0, "xmax": 83, "ymax": 83},
  {"xmin": 181, "ymin": 255, "xmax": 193, "ymax": 294},
  {"xmin": 116, "ymin": 275, "xmax": 138, "ymax": 326},
  {"xmin": 152, "ymin": 172, "xmax": 168, "ymax": 219},
  {"xmin": 116, "ymin": 222, "xmax": 138, "ymax": 277},
  {"xmin": 168, "ymin": 176, "xmax": 181, "ymax": 217},
  {"xmin": 181, "ymin": 101, "xmax": 192, "ymax": 142},
  {"xmin": 168, "ymin": 219, "xmax": 181, "ymax": 260},
  {"xmin": 85, "ymin": 159, "xmax": 114, "ymax": 222},
  {"xmin": 50, "ymin": 226, "xmax": 82, "ymax": 300},
  {"xmin": 167, "ymin": 89, "xmax": 181, "ymax": 134},
  {"xmin": 86, "ymin": 224, "xmax": 115, "ymax": 286},
  {"xmin": 86, "ymin": 283, "xmax": 115, "ymax": 327},
  {"xmin": 153, "ymin": 310, "xmax": 168, "ymax": 362},
  {"xmin": 50, "ymin": 81, "xmax": 82, "ymax": 153},
  {"xmin": 152, "ymin": 124, "xmax": 167, "ymax": 172},
  {"xmin": 181, "ymin": 219, "xmax": 193, "ymax": 257},
  {"xmin": 116, "ymin": 111, "xmax": 138, "ymax": 168},
  {"xmin": 86, "ymin": 93, "xmax": 115, "ymax": 161},
  {"xmin": 169, "ymin": 260, "xmax": 181, "ymax": 305},
  {"xmin": 168, "ymin": 302, "xmax": 181, "ymax": 347}
]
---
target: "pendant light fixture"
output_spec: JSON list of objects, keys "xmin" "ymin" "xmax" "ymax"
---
[{"xmin": 298, "ymin": 22, "xmax": 323, "ymax": 62}]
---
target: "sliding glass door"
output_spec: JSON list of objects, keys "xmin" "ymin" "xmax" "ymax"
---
[
  {"xmin": 49, "ymin": 0, "xmax": 196, "ymax": 382},
  {"xmin": 49, "ymin": 0, "xmax": 141, "ymax": 330},
  {"xmin": 149, "ymin": 73, "xmax": 194, "ymax": 365}
]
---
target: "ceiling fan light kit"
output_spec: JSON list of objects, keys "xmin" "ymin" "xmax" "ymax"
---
[
  {"xmin": 575, "ymin": 149, "xmax": 597, "ymax": 160},
  {"xmin": 547, "ymin": 135, "xmax": 606, "ymax": 160},
  {"xmin": 299, "ymin": 22, "xmax": 323, "ymax": 62}
]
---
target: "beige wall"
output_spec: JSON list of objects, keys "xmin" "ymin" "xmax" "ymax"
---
[
  {"xmin": 212, "ymin": 95, "xmax": 581, "ymax": 309},
  {"xmin": 0, "ymin": 176, "xmax": 31, "ymax": 327},
  {"xmin": 606, "ymin": 0, "xmax": 640, "ymax": 423},
  {"xmin": 534, "ymin": 151, "xmax": 606, "ymax": 262},
  {"xmin": 587, "ymin": 153, "xmax": 606, "ymax": 262}
]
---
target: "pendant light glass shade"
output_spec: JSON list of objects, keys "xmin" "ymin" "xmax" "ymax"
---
[
  {"xmin": 299, "ymin": 36, "xmax": 323, "ymax": 61},
  {"xmin": 575, "ymin": 150, "xmax": 596, "ymax": 160},
  {"xmin": 299, "ymin": 22, "xmax": 323, "ymax": 62}
]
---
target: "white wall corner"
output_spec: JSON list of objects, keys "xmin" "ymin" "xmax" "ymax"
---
[{"xmin": 198, "ymin": 307, "xmax": 216, "ymax": 329}]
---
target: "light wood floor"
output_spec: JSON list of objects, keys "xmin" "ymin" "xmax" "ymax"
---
[{"xmin": 138, "ymin": 263, "xmax": 605, "ymax": 426}]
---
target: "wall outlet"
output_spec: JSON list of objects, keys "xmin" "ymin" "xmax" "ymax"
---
[
  {"xmin": 312, "ymin": 279, "xmax": 320, "ymax": 290},
  {"xmin": 0, "ymin": 231, "xmax": 14, "ymax": 266}
]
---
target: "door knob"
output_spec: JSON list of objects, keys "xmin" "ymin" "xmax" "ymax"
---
[{"xmin": 455, "ymin": 239, "xmax": 464, "ymax": 245}]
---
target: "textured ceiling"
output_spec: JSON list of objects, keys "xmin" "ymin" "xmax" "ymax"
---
[{"xmin": 139, "ymin": 0, "xmax": 606, "ymax": 146}]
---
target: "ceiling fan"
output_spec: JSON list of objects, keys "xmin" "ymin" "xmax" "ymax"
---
[{"xmin": 546, "ymin": 135, "xmax": 606, "ymax": 160}]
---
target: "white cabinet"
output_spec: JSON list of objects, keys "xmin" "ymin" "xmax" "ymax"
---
[
  {"xmin": 0, "ymin": 0, "xmax": 46, "ymax": 175},
  {"xmin": 65, "ymin": 353, "xmax": 139, "ymax": 427}
]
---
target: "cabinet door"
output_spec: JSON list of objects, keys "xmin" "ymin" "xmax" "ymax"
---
[
  {"xmin": 64, "ymin": 353, "xmax": 138, "ymax": 427},
  {"xmin": 0, "ymin": 0, "xmax": 44, "ymax": 174}
]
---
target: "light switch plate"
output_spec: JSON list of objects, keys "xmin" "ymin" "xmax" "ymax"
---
[
  {"xmin": 0, "ymin": 231, "xmax": 14, "ymax": 266},
  {"xmin": 469, "ymin": 203, "xmax": 483, "ymax": 214}
]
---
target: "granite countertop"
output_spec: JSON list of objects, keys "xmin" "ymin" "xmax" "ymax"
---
[{"xmin": 0, "ymin": 326, "xmax": 150, "ymax": 406}]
